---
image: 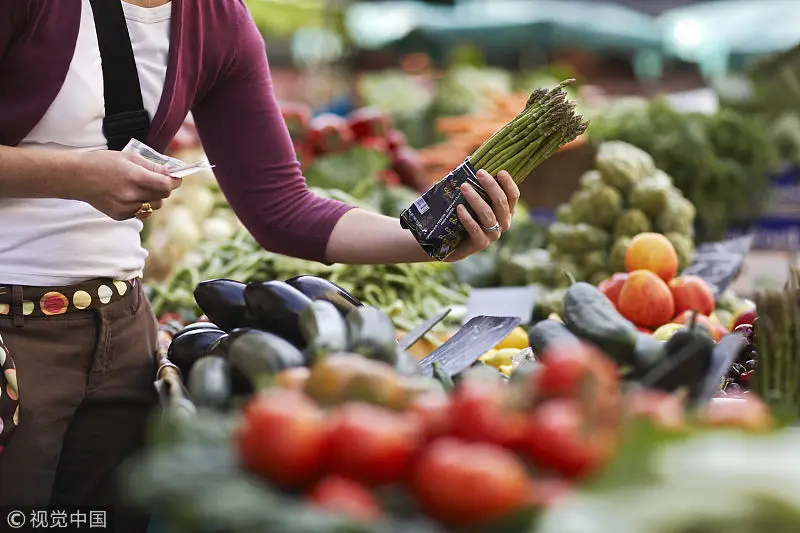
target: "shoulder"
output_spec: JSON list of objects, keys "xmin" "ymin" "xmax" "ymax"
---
[{"xmin": 188, "ymin": 0, "xmax": 254, "ymax": 28}]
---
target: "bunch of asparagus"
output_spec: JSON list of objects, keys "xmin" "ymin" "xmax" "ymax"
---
[
  {"xmin": 468, "ymin": 79, "xmax": 588, "ymax": 183},
  {"xmin": 752, "ymin": 271, "xmax": 800, "ymax": 420}
]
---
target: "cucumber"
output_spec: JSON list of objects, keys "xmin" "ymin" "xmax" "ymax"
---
[
  {"xmin": 187, "ymin": 356, "xmax": 232, "ymax": 410},
  {"xmin": 299, "ymin": 300, "xmax": 349, "ymax": 362},
  {"xmin": 630, "ymin": 332, "xmax": 667, "ymax": 375},
  {"xmin": 562, "ymin": 281, "xmax": 638, "ymax": 363},
  {"xmin": 526, "ymin": 319, "xmax": 579, "ymax": 355},
  {"xmin": 225, "ymin": 328, "xmax": 305, "ymax": 389},
  {"xmin": 345, "ymin": 306, "xmax": 398, "ymax": 364}
]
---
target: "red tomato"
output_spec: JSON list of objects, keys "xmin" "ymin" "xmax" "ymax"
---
[
  {"xmin": 324, "ymin": 403, "xmax": 422, "ymax": 486},
  {"xmin": 449, "ymin": 372, "xmax": 526, "ymax": 448},
  {"xmin": 308, "ymin": 114, "xmax": 354, "ymax": 155},
  {"xmin": 527, "ymin": 477, "xmax": 573, "ymax": 508},
  {"xmin": 236, "ymin": 389, "xmax": 327, "ymax": 489},
  {"xmin": 346, "ymin": 107, "xmax": 392, "ymax": 140},
  {"xmin": 380, "ymin": 169, "xmax": 401, "ymax": 187},
  {"xmin": 533, "ymin": 341, "xmax": 619, "ymax": 401},
  {"xmin": 358, "ymin": 136, "xmax": 390, "ymax": 153},
  {"xmin": 624, "ymin": 389, "xmax": 685, "ymax": 431},
  {"xmin": 306, "ymin": 476, "xmax": 384, "ymax": 523},
  {"xmin": 385, "ymin": 129, "xmax": 407, "ymax": 154},
  {"xmin": 280, "ymin": 101, "xmax": 313, "ymax": 141},
  {"xmin": 411, "ymin": 438, "xmax": 529, "ymax": 528},
  {"xmin": 408, "ymin": 392, "xmax": 453, "ymax": 441},
  {"xmin": 521, "ymin": 399, "xmax": 616, "ymax": 480}
]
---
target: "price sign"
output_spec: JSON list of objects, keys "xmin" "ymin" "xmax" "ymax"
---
[{"xmin": 681, "ymin": 234, "xmax": 754, "ymax": 298}]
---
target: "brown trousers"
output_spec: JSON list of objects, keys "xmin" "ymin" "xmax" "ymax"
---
[{"xmin": 0, "ymin": 281, "xmax": 158, "ymax": 533}]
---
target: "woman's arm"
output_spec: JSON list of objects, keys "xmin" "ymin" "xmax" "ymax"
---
[
  {"xmin": 192, "ymin": 2, "xmax": 517, "ymax": 265},
  {"xmin": 0, "ymin": 146, "xmax": 80, "ymax": 199}
]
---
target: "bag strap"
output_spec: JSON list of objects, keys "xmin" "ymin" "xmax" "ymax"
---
[{"xmin": 88, "ymin": 0, "xmax": 151, "ymax": 151}]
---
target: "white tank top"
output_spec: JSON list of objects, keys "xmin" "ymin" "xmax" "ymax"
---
[{"xmin": 0, "ymin": 0, "xmax": 172, "ymax": 286}]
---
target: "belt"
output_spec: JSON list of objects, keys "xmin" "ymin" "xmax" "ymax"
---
[{"xmin": 0, "ymin": 278, "xmax": 136, "ymax": 319}]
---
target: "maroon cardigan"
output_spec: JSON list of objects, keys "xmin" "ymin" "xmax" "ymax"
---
[{"xmin": 0, "ymin": 0, "xmax": 354, "ymax": 263}]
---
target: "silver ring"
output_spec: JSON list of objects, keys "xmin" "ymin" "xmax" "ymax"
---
[{"xmin": 483, "ymin": 222, "xmax": 501, "ymax": 233}]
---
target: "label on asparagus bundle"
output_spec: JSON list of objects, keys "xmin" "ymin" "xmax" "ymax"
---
[
  {"xmin": 122, "ymin": 139, "xmax": 213, "ymax": 178},
  {"xmin": 682, "ymin": 234, "xmax": 755, "ymax": 298},
  {"xmin": 400, "ymin": 159, "xmax": 490, "ymax": 261}
]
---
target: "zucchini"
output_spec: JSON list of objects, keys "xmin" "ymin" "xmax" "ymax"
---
[
  {"xmin": 562, "ymin": 281, "xmax": 638, "ymax": 363},
  {"xmin": 187, "ymin": 356, "xmax": 232, "ymax": 410},
  {"xmin": 243, "ymin": 281, "xmax": 313, "ymax": 348},
  {"xmin": 664, "ymin": 311, "xmax": 713, "ymax": 358},
  {"xmin": 225, "ymin": 328, "xmax": 305, "ymax": 389},
  {"xmin": 526, "ymin": 319, "xmax": 579, "ymax": 355},
  {"xmin": 299, "ymin": 300, "xmax": 349, "ymax": 362},
  {"xmin": 167, "ymin": 328, "xmax": 227, "ymax": 377},
  {"xmin": 194, "ymin": 279, "xmax": 260, "ymax": 332},
  {"xmin": 345, "ymin": 306, "xmax": 398, "ymax": 364}
]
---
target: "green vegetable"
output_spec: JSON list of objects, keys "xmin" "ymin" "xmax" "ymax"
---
[
  {"xmin": 555, "ymin": 204, "xmax": 575, "ymax": 223},
  {"xmin": 568, "ymin": 183, "xmax": 623, "ymax": 230},
  {"xmin": 609, "ymin": 237, "xmax": 632, "ymax": 273},
  {"xmin": 499, "ymin": 249, "xmax": 559, "ymax": 286},
  {"xmin": 548, "ymin": 222, "xmax": 610, "ymax": 254},
  {"xmin": 299, "ymin": 301, "xmax": 350, "ymax": 362},
  {"xmin": 629, "ymin": 171, "xmax": 673, "ymax": 216},
  {"xmin": 468, "ymin": 79, "xmax": 588, "ymax": 182},
  {"xmin": 187, "ymin": 356, "xmax": 232, "ymax": 410},
  {"xmin": 562, "ymin": 281, "xmax": 638, "ymax": 364},
  {"xmin": 614, "ymin": 209, "xmax": 651, "ymax": 239},
  {"xmin": 595, "ymin": 140, "xmax": 655, "ymax": 193},
  {"xmin": 578, "ymin": 169, "xmax": 603, "ymax": 190},
  {"xmin": 665, "ymin": 232, "xmax": 695, "ymax": 272},
  {"xmin": 656, "ymin": 192, "xmax": 696, "ymax": 235},
  {"xmin": 631, "ymin": 333, "xmax": 667, "ymax": 376},
  {"xmin": 664, "ymin": 311, "xmax": 715, "ymax": 359},
  {"xmin": 527, "ymin": 319, "xmax": 579, "ymax": 354},
  {"xmin": 225, "ymin": 329, "xmax": 305, "ymax": 389},
  {"xmin": 533, "ymin": 288, "xmax": 567, "ymax": 321},
  {"xmin": 346, "ymin": 306, "xmax": 398, "ymax": 364}
]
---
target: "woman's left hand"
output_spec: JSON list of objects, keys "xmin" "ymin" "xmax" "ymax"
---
[{"xmin": 445, "ymin": 169, "xmax": 520, "ymax": 262}]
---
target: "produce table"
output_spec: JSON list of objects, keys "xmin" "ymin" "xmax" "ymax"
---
[{"xmin": 128, "ymin": 82, "xmax": 800, "ymax": 533}]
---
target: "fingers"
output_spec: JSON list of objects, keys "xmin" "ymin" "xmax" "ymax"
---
[
  {"xmin": 460, "ymin": 182, "xmax": 497, "ymax": 231},
  {"xmin": 496, "ymin": 170, "xmax": 520, "ymax": 216},
  {"xmin": 476, "ymin": 169, "xmax": 512, "ymax": 232},
  {"xmin": 457, "ymin": 204, "xmax": 498, "ymax": 252},
  {"xmin": 125, "ymin": 152, "xmax": 170, "ymax": 175}
]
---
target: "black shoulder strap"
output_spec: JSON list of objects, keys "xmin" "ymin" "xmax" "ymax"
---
[{"xmin": 88, "ymin": 0, "xmax": 151, "ymax": 151}]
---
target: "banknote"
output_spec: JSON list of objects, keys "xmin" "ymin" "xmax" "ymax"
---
[{"xmin": 122, "ymin": 139, "xmax": 213, "ymax": 178}]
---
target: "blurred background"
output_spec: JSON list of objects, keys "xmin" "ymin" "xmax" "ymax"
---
[{"xmin": 157, "ymin": 0, "xmax": 800, "ymax": 300}]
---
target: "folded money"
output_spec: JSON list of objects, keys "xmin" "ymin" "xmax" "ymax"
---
[{"xmin": 122, "ymin": 139, "xmax": 213, "ymax": 178}]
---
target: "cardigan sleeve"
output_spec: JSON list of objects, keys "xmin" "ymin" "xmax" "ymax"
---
[
  {"xmin": 0, "ymin": 2, "xmax": 21, "ymax": 58},
  {"xmin": 191, "ymin": 5, "xmax": 355, "ymax": 264}
]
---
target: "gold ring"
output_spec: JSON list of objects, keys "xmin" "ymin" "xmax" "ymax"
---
[{"xmin": 135, "ymin": 202, "xmax": 154, "ymax": 220}]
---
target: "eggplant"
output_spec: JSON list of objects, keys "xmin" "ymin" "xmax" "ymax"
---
[
  {"xmin": 346, "ymin": 306, "xmax": 398, "ymax": 364},
  {"xmin": 244, "ymin": 281, "xmax": 312, "ymax": 347},
  {"xmin": 187, "ymin": 356, "xmax": 232, "ymax": 410},
  {"xmin": 285, "ymin": 275, "xmax": 362, "ymax": 315},
  {"xmin": 193, "ymin": 279, "xmax": 260, "ymax": 332},
  {"xmin": 299, "ymin": 300, "xmax": 349, "ymax": 362},
  {"xmin": 167, "ymin": 328, "xmax": 228, "ymax": 376},
  {"xmin": 225, "ymin": 328, "xmax": 305, "ymax": 389},
  {"xmin": 173, "ymin": 321, "xmax": 224, "ymax": 340}
]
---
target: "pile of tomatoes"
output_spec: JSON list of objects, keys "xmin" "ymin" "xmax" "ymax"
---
[{"xmin": 235, "ymin": 341, "xmax": 627, "ymax": 529}]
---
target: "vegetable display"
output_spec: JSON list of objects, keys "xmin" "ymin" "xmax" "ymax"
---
[
  {"xmin": 588, "ymin": 97, "xmax": 781, "ymax": 241},
  {"xmin": 400, "ymin": 80, "xmax": 587, "ymax": 260}
]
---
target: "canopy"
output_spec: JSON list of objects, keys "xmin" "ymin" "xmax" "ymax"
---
[{"xmin": 346, "ymin": 0, "xmax": 664, "ymax": 53}]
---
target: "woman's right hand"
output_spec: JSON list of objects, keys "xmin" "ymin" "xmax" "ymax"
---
[{"xmin": 72, "ymin": 150, "xmax": 182, "ymax": 221}]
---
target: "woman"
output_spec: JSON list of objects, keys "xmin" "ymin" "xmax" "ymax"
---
[{"xmin": 0, "ymin": 0, "xmax": 519, "ymax": 529}]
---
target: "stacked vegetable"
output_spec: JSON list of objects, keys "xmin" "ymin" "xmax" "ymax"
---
[
  {"xmin": 588, "ymin": 97, "xmax": 781, "ymax": 241},
  {"xmin": 124, "ymin": 283, "xmax": 775, "ymax": 533},
  {"xmin": 149, "ymin": 230, "xmax": 468, "ymax": 345}
]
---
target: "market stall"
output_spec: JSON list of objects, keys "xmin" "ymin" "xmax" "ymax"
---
[{"xmin": 111, "ymin": 51, "xmax": 800, "ymax": 531}]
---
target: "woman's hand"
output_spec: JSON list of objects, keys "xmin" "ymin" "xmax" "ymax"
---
[
  {"xmin": 71, "ymin": 150, "xmax": 181, "ymax": 221},
  {"xmin": 444, "ymin": 169, "xmax": 520, "ymax": 262}
]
